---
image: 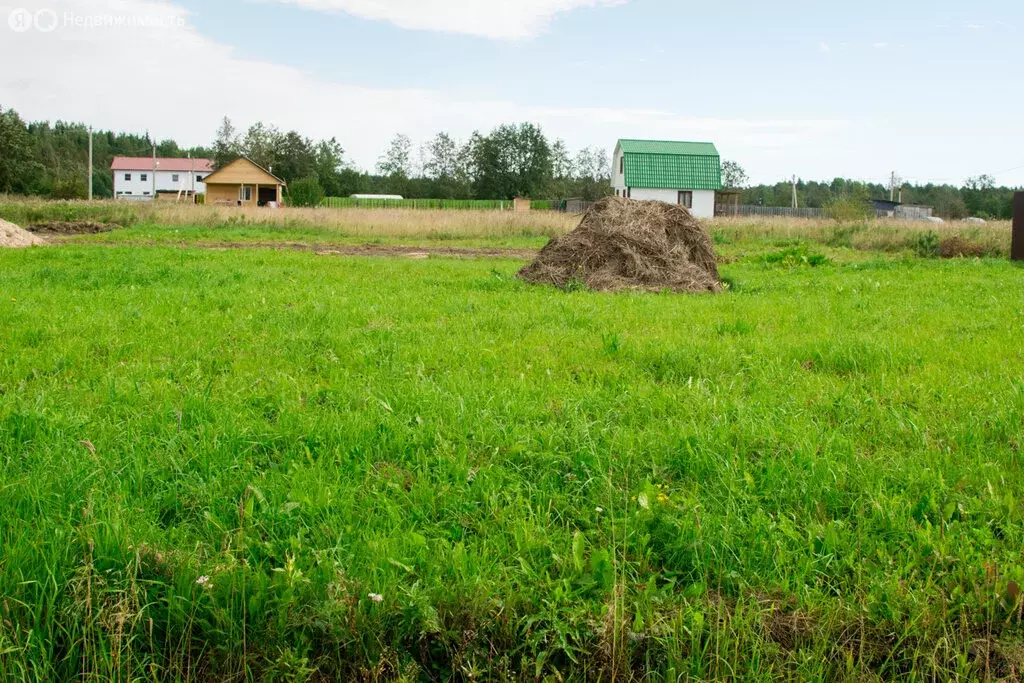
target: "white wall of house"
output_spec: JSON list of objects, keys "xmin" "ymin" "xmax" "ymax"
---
[
  {"xmin": 629, "ymin": 187, "xmax": 682, "ymax": 203},
  {"xmin": 113, "ymin": 169, "xmax": 210, "ymax": 198},
  {"xmin": 612, "ymin": 146, "xmax": 625, "ymax": 190},
  {"xmin": 691, "ymin": 190, "xmax": 715, "ymax": 218},
  {"xmin": 612, "ymin": 186, "xmax": 716, "ymax": 218}
]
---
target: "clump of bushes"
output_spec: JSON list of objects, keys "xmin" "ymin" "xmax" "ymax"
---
[
  {"xmin": 763, "ymin": 246, "xmax": 830, "ymax": 267},
  {"xmin": 825, "ymin": 196, "xmax": 873, "ymax": 221},
  {"xmin": 916, "ymin": 231, "xmax": 994, "ymax": 258},
  {"xmin": 915, "ymin": 231, "xmax": 941, "ymax": 258},
  {"xmin": 287, "ymin": 177, "xmax": 325, "ymax": 208},
  {"xmin": 938, "ymin": 236, "xmax": 990, "ymax": 258},
  {"xmin": 0, "ymin": 198, "xmax": 142, "ymax": 227}
]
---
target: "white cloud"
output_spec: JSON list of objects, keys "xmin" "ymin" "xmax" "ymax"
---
[
  {"xmin": 872, "ymin": 42, "xmax": 888, "ymax": 48},
  {"xmin": 249, "ymin": 0, "xmax": 629, "ymax": 40},
  {"xmin": 0, "ymin": 0, "xmax": 848, "ymax": 181},
  {"xmin": 819, "ymin": 41, "xmax": 830, "ymax": 53}
]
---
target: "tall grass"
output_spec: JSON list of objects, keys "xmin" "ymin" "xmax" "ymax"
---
[
  {"xmin": 0, "ymin": 195, "xmax": 1014, "ymax": 254},
  {"xmin": 711, "ymin": 215, "xmax": 1012, "ymax": 255},
  {"xmin": 0, "ymin": 196, "xmax": 578, "ymax": 239}
]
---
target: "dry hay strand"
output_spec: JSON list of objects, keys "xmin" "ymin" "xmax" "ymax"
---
[
  {"xmin": 0, "ymin": 218, "xmax": 47, "ymax": 248},
  {"xmin": 517, "ymin": 196, "xmax": 721, "ymax": 293}
]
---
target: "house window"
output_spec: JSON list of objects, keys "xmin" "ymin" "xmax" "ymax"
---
[
  {"xmin": 196, "ymin": 175, "xmax": 203, "ymax": 183},
  {"xmin": 239, "ymin": 186, "xmax": 252, "ymax": 202},
  {"xmin": 678, "ymin": 191, "xmax": 693, "ymax": 208},
  {"xmin": 143, "ymin": 191, "xmax": 150, "ymax": 196},
  {"xmin": 172, "ymin": 174, "xmax": 179, "ymax": 182},
  {"xmin": 619, "ymin": 156, "xmax": 624, "ymax": 174},
  {"xmin": 124, "ymin": 173, "xmax": 131, "ymax": 181},
  {"xmin": 626, "ymin": 187, "xmax": 631, "ymax": 199},
  {"xmin": 140, "ymin": 173, "xmax": 148, "ymax": 182}
]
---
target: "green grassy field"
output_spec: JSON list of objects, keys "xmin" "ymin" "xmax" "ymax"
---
[{"xmin": 1, "ymin": 233, "xmax": 1023, "ymax": 681}]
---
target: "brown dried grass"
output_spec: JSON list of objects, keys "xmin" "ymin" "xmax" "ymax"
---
[
  {"xmin": 154, "ymin": 204, "xmax": 578, "ymax": 238},
  {"xmin": 711, "ymin": 215, "xmax": 1012, "ymax": 255},
  {"xmin": 517, "ymin": 197, "xmax": 721, "ymax": 293}
]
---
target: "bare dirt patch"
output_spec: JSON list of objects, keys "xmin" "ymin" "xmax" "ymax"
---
[
  {"xmin": 517, "ymin": 197, "xmax": 721, "ymax": 293},
  {"xmin": 28, "ymin": 221, "xmax": 117, "ymax": 235},
  {"xmin": 0, "ymin": 219, "xmax": 47, "ymax": 248},
  {"xmin": 310, "ymin": 244, "xmax": 538, "ymax": 259}
]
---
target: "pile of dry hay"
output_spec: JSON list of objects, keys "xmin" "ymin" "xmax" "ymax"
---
[
  {"xmin": 517, "ymin": 196, "xmax": 721, "ymax": 293},
  {"xmin": 0, "ymin": 219, "xmax": 47, "ymax": 248}
]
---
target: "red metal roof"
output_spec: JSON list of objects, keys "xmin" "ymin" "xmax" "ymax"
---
[{"xmin": 110, "ymin": 157, "xmax": 214, "ymax": 172}]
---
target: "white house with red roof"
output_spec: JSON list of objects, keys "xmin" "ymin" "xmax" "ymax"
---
[{"xmin": 110, "ymin": 157, "xmax": 215, "ymax": 200}]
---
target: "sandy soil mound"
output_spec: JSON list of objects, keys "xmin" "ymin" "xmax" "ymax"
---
[
  {"xmin": 29, "ymin": 221, "xmax": 115, "ymax": 235},
  {"xmin": 517, "ymin": 196, "xmax": 721, "ymax": 293},
  {"xmin": 0, "ymin": 219, "xmax": 47, "ymax": 248}
]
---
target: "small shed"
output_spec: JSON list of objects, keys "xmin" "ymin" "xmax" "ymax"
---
[{"xmin": 202, "ymin": 157, "xmax": 287, "ymax": 207}]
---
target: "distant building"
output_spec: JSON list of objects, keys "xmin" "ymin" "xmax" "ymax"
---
[
  {"xmin": 201, "ymin": 157, "xmax": 287, "ymax": 207},
  {"xmin": 351, "ymin": 194, "xmax": 404, "ymax": 200},
  {"xmin": 611, "ymin": 139, "xmax": 722, "ymax": 218},
  {"xmin": 869, "ymin": 198, "xmax": 934, "ymax": 220},
  {"xmin": 111, "ymin": 157, "xmax": 213, "ymax": 200}
]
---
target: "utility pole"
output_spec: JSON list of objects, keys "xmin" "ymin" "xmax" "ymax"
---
[
  {"xmin": 152, "ymin": 144, "xmax": 157, "ymax": 199},
  {"xmin": 890, "ymin": 171, "xmax": 896, "ymax": 202},
  {"xmin": 87, "ymin": 127, "xmax": 93, "ymax": 201},
  {"xmin": 791, "ymin": 175, "xmax": 799, "ymax": 209},
  {"xmin": 1012, "ymin": 192, "xmax": 1024, "ymax": 262}
]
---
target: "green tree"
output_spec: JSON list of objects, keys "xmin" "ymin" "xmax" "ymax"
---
[
  {"xmin": 213, "ymin": 116, "xmax": 238, "ymax": 169},
  {"xmin": 423, "ymin": 132, "xmax": 463, "ymax": 198},
  {"xmin": 287, "ymin": 176, "xmax": 325, "ymax": 207},
  {"xmin": 313, "ymin": 138, "xmax": 347, "ymax": 197},
  {"xmin": 0, "ymin": 107, "xmax": 40, "ymax": 193},
  {"xmin": 721, "ymin": 160, "xmax": 748, "ymax": 190},
  {"xmin": 377, "ymin": 134, "xmax": 412, "ymax": 178},
  {"xmin": 472, "ymin": 123, "xmax": 552, "ymax": 199},
  {"xmin": 376, "ymin": 134, "xmax": 412, "ymax": 195}
]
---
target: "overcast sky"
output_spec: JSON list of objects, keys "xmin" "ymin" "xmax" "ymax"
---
[{"xmin": 2, "ymin": 0, "xmax": 1023, "ymax": 186}]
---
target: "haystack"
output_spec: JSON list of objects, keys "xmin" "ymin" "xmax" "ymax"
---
[
  {"xmin": 0, "ymin": 219, "xmax": 47, "ymax": 248},
  {"xmin": 517, "ymin": 197, "xmax": 721, "ymax": 293}
]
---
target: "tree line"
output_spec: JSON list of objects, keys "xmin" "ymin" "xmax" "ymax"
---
[
  {"xmin": 212, "ymin": 117, "xmax": 613, "ymax": 204},
  {"xmin": 1, "ymin": 104, "xmax": 1018, "ymax": 217},
  {"xmin": 724, "ymin": 165, "xmax": 1019, "ymax": 220}
]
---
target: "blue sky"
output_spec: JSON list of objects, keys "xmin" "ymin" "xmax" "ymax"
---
[{"xmin": 2, "ymin": 0, "xmax": 1023, "ymax": 185}]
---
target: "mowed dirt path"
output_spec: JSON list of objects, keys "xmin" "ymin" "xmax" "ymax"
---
[{"xmin": 48, "ymin": 237, "xmax": 540, "ymax": 259}]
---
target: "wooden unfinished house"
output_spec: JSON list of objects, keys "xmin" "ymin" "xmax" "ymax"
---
[{"xmin": 202, "ymin": 157, "xmax": 287, "ymax": 207}]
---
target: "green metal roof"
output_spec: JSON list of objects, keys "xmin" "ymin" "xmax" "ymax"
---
[
  {"xmin": 617, "ymin": 139, "xmax": 722, "ymax": 191},
  {"xmin": 618, "ymin": 139, "xmax": 719, "ymax": 156}
]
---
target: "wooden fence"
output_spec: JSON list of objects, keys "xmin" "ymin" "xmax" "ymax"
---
[
  {"xmin": 715, "ymin": 204, "xmax": 827, "ymax": 218},
  {"xmin": 322, "ymin": 197, "xmax": 511, "ymax": 210},
  {"xmin": 321, "ymin": 197, "xmax": 597, "ymax": 213}
]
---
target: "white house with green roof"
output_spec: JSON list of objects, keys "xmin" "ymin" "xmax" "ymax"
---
[{"xmin": 612, "ymin": 139, "xmax": 722, "ymax": 218}]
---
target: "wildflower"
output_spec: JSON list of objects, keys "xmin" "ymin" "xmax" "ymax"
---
[
  {"xmin": 595, "ymin": 507, "xmax": 604, "ymax": 514},
  {"xmin": 368, "ymin": 593, "xmax": 384, "ymax": 603},
  {"xmin": 195, "ymin": 575, "xmax": 211, "ymax": 588}
]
